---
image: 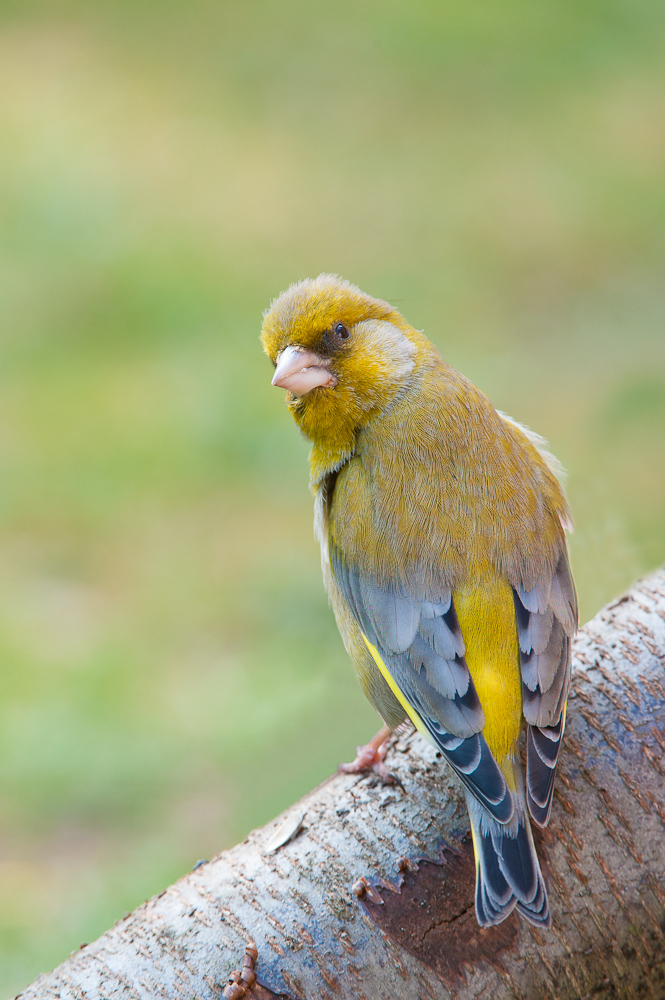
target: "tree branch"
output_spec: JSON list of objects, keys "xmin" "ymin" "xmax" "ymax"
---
[{"xmin": 19, "ymin": 570, "xmax": 665, "ymax": 1000}]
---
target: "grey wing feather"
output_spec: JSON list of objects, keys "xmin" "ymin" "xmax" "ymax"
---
[
  {"xmin": 514, "ymin": 551, "xmax": 577, "ymax": 726},
  {"xmin": 330, "ymin": 547, "xmax": 514, "ymax": 825},
  {"xmin": 419, "ymin": 611, "xmax": 466, "ymax": 662},
  {"xmin": 358, "ymin": 578, "xmax": 420, "ymax": 652},
  {"xmin": 514, "ymin": 549, "xmax": 577, "ymax": 826}
]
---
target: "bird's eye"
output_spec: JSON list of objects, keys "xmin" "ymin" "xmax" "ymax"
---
[{"xmin": 335, "ymin": 323, "xmax": 350, "ymax": 340}]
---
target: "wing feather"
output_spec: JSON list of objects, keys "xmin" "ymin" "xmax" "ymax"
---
[
  {"xmin": 514, "ymin": 550, "xmax": 577, "ymax": 826},
  {"xmin": 358, "ymin": 578, "xmax": 420, "ymax": 652},
  {"xmin": 331, "ymin": 548, "xmax": 514, "ymax": 825}
]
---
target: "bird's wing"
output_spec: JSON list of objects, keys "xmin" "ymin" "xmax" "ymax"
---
[
  {"xmin": 331, "ymin": 549, "xmax": 514, "ymax": 824},
  {"xmin": 513, "ymin": 549, "xmax": 578, "ymax": 826}
]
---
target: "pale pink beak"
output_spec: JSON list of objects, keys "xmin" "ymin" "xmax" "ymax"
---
[{"xmin": 271, "ymin": 346, "xmax": 337, "ymax": 395}]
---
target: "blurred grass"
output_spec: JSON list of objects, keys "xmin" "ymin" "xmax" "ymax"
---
[{"xmin": 0, "ymin": 0, "xmax": 664, "ymax": 993}]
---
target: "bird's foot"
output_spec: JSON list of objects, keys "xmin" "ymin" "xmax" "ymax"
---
[{"xmin": 338, "ymin": 724, "xmax": 396, "ymax": 784}]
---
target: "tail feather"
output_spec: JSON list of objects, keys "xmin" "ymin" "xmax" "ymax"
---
[
  {"xmin": 495, "ymin": 820, "xmax": 539, "ymax": 901},
  {"xmin": 468, "ymin": 793, "xmax": 551, "ymax": 929},
  {"xmin": 476, "ymin": 874, "xmax": 516, "ymax": 926},
  {"xmin": 477, "ymin": 830, "xmax": 513, "ymax": 906},
  {"xmin": 516, "ymin": 874, "xmax": 550, "ymax": 926}
]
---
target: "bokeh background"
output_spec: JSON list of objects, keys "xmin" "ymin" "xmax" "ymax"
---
[{"xmin": 1, "ymin": 0, "xmax": 664, "ymax": 993}]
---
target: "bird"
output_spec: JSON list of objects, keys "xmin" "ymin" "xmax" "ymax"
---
[{"xmin": 260, "ymin": 274, "xmax": 577, "ymax": 928}]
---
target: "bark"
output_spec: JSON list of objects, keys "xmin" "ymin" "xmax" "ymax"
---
[{"xmin": 18, "ymin": 570, "xmax": 665, "ymax": 1000}]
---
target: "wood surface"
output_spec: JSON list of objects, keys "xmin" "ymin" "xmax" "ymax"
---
[{"xmin": 19, "ymin": 570, "xmax": 665, "ymax": 1000}]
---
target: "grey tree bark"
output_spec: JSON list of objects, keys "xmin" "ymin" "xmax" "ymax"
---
[{"xmin": 18, "ymin": 570, "xmax": 665, "ymax": 1000}]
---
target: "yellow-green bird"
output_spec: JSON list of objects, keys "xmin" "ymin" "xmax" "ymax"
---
[{"xmin": 260, "ymin": 274, "xmax": 577, "ymax": 927}]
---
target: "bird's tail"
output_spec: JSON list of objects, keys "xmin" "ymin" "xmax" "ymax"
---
[{"xmin": 466, "ymin": 782, "xmax": 550, "ymax": 928}]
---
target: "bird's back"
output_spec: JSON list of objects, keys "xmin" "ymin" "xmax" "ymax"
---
[{"xmin": 327, "ymin": 355, "xmax": 569, "ymax": 599}]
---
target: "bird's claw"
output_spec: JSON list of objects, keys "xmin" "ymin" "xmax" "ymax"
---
[{"xmin": 338, "ymin": 726, "xmax": 396, "ymax": 784}]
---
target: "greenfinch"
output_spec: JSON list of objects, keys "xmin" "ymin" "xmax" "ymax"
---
[{"xmin": 261, "ymin": 274, "xmax": 577, "ymax": 928}]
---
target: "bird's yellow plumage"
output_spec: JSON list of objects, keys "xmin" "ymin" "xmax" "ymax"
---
[
  {"xmin": 453, "ymin": 575, "xmax": 522, "ymax": 783},
  {"xmin": 261, "ymin": 274, "xmax": 577, "ymax": 928},
  {"xmin": 362, "ymin": 634, "xmax": 431, "ymax": 741}
]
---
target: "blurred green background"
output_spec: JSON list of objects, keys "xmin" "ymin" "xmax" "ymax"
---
[{"xmin": 0, "ymin": 0, "xmax": 664, "ymax": 993}]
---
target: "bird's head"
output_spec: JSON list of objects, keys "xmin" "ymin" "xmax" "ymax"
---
[{"xmin": 261, "ymin": 274, "xmax": 427, "ymax": 477}]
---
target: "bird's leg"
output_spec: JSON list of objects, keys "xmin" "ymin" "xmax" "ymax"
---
[{"xmin": 338, "ymin": 724, "xmax": 394, "ymax": 782}]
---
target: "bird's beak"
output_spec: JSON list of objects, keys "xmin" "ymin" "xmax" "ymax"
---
[{"xmin": 271, "ymin": 346, "xmax": 338, "ymax": 395}]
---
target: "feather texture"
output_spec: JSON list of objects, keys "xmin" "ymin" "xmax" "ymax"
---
[
  {"xmin": 514, "ymin": 552, "xmax": 577, "ymax": 826},
  {"xmin": 261, "ymin": 274, "xmax": 578, "ymax": 927}
]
